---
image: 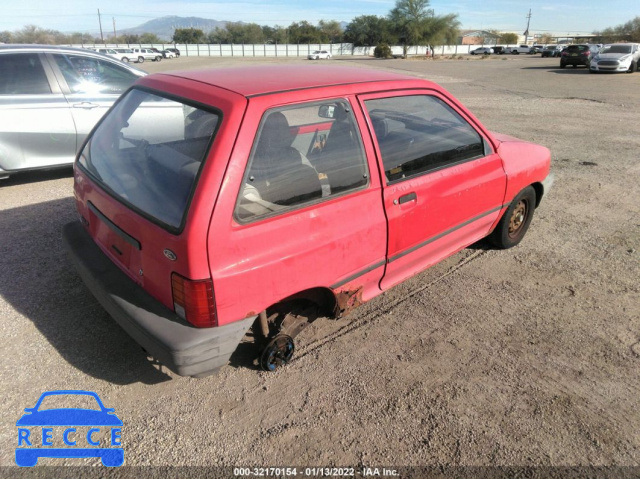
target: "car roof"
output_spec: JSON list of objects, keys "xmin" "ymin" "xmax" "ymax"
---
[
  {"xmin": 0, "ymin": 44, "xmax": 98, "ymax": 54},
  {"xmin": 0, "ymin": 44, "xmax": 147, "ymax": 74},
  {"xmin": 151, "ymin": 65, "xmax": 432, "ymax": 98}
]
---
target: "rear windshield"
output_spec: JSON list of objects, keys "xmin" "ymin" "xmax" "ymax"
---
[
  {"xmin": 567, "ymin": 45, "xmax": 589, "ymax": 52},
  {"xmin": 78, "ymin": 88, "xmax": 219, "ymax": 231}
]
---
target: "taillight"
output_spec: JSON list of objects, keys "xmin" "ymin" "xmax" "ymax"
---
[
  {"xmin": 561, "ymin": 51, "xmax": 568, "ymax": 56},
  {"xmin": 171, "ymin": 273, "xmax": 217, "ymax": 328},
  {"xmin": 581, "ymin": 51, "xmax": 590, "ymax": 56}
]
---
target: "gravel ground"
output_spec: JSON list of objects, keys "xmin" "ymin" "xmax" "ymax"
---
[{"xmin": 1, "ymin": 55, "xmax": 639, "ymax": 477}]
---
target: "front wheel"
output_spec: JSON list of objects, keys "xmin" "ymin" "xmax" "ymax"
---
[
  {"xmin": 137, "ymin": 56, "xmax": 144, "ymax": 63},
  {"xmin": 627, "ymin": 60, "xmax": 637, "ymax": 73},
  {"xmin": 489, "ymin": 186, "xmax": 536, "ymax": 249},
  {"xmin": 122, "ymin": 57, "xmax": 130, "ymax": 63}
]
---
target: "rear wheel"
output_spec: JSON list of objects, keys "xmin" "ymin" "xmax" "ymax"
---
[
  {"xmin": 155, "ymin": 56, "xmax": 162, "ymax": 62},
  {"xmin": 560, "ymin": 62, "xmax": 566, "ymax": 68},
  {"xmin": 260, "ymin": 335, "xmax": 295, "ymax": 371},
  {"xmin": 489, "ymin": 186, "xmax": 536, "ymax": 249}
]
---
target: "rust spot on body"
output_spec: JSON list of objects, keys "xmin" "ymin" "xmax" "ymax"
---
[{"xmin": 335, "ymin": 286, "xmax": 364, "ymax": 317}]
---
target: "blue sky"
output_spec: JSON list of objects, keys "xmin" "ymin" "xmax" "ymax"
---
[{"xmin": 1, "ymin": 0, "xmax": 636, "ymax": 35}]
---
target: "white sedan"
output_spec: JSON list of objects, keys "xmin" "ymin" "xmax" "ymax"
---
[
  {"xmin": 590, "ymin": 43, "xmax": 640, "ymax": 73},
  {"xmin": 470, "ymin": 47, "xmax": 493, "ymax": 55},
  {"xmin": 308, "ymin": 50, "xmax": 332, "ymax": 60}
]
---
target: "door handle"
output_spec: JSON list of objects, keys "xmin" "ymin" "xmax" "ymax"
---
[
  {"xmin": 397, "ymin": 192, "xmax": 417, "ymax": 204},
  {"xmin": 73, "ymin": 102, "xmax": 99, "ymax": 109}
]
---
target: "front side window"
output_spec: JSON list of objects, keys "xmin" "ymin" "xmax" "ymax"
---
[
  {"xmin": 78, "ymin": 89, "xmax": 219, "ymax": 230},
  {"xmin": 0, "ymin": 53, "xmax": 51, "ymax": 95},
  {"xmin": 235, "ymin": 100, "xmax": 368, "ymax": 222},
  {"xmin": 52, "ymin": 53, "xmax": 138, "ymax": 94},
  {"xmin": 365, "ymin": 95, "xmax": 485, "ymax": 183}
]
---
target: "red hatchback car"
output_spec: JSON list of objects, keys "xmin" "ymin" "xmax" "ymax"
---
[{"xmin": 63, "ymin": 66, "xmax": 552, "ymax": 376}]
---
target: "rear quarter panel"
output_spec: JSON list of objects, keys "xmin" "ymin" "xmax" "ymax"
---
[{"xmin": 73, "ymin": 75, "xmax": 248, "ymax": 310}]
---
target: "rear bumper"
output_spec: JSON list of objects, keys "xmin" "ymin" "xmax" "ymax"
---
[
  {"xmin": 562, "ymin": 58, "xmax": 590, "ymax": 66},
  {"xmin": 63, "ymin": 221, "xmax": 255, "ymax": 377}
]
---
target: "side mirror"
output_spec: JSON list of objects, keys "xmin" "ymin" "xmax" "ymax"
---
[{"xmin": 318, "ymin": 105, "xmax": 335, "ymax": 119}]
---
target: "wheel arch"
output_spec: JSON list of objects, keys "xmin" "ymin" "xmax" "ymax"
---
[
  {"xmin": 531, "ymin": 181, "xmax": 544, "ymax": 207},
  {"xmin": 269, "ymin": 287, "xmax": 337, "ymax": 318}
]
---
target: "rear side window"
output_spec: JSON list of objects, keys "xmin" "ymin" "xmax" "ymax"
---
[
  {"xmin": 78, "ymin": 89, "xmax": 219, "ymax": 231},
  {"xmin": 0, "ymin": 53, "xmax": 51, "ymax": 95},
  {"xmin": 235, "ymin": 100, "xmax": 368, "ymax": 222},
  {"xmin": 52, "ymin": 53, "xmax": 138, "ymax": 94},
  {"xmin": 365, "ymin": 95, "xmax": 485, "ymax": 183}
]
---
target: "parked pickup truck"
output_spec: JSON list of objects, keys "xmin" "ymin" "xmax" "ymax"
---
[{"xmin": 506, "ymin": 45, "xmax": 532, "ymax": 54}]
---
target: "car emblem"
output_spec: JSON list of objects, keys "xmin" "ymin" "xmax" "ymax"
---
[{"xmin": 163, "ymin": 249, "xmax": 177, "ymax": 261}]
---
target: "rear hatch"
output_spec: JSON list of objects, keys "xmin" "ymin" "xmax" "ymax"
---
[{"xmin": 73, "ymin": 87, "xmax": 223, "ymax": 310}]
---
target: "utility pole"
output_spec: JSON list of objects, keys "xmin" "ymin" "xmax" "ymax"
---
[
  {"xmin": 523, "ymin": 9, "xmax": 532, "ymax": 41},
  {"xmin": 113, "ymin": 17, "xmax": 117, "ymax": 40},
  {"xmin": 97, "ymin": 9, "xmax": 105, "ymax": 43}
]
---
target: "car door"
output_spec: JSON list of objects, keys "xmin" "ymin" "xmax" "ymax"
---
[
  {"xmin": 209, "ymin": 97, "xmax": 388, "ymax": 324},
  {"xmin": 0, "ymin": 52, "xmax": 77, "ymax": 173},
  {"xmin": 46, "ymin": 52, "xmax": 140, "ymax": 153},
  {"xmin": 359, "ymin": 91, "xmax": 507, "ymax": 290}
]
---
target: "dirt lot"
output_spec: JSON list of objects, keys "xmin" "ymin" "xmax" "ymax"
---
[{"xmin": 1, "ymin": 55, "xmax": 639, "ymax": 476}]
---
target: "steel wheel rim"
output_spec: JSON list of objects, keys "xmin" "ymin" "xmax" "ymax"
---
[
  {"xmin": 508, "ymin": 200, "xmax": 528, "ymax": 238},
  {"xmin": 261, "ymin": 335, "xmax": 294, "ymax": 371}
]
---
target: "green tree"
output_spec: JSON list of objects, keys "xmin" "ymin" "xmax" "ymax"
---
[
  {"xmin": 0, "ymin": 30, "xmax": 13, "ymax": 43},
  {"xmin": 208, "ymin": 27, "xmax": 230, "ymax": 44},
  {"xmin": 538, "ymin": 32, "xmax": 554, "ymax": 44},
  {"xmin": 425, "ymin": 13, "xmax": 460, "ymax": 47},
  {"xmin": 172, "ymin": 27, "xmax": 204, "ymax": 44},
  {"xmin": 13, "ymin": 25, "xmax": 62, "ymax": 44},
  {"xmin": 318, "ymin": 20, "xmax": 343, "ymax": 43},
  {"xmin": 209, "ymin": 23, "xmax": 265, "ymax": 44},
  {"xmin": 121, "ymin": 34, "xmax": 140, "ymax": 44},
  {"xmin": 287, "ymin": 21, "xmax": 324, "ymax": 43},
  {"xmin": 597, "ymin": 16, "xmax": 640, "ymax": 42},
  {"xmin": 261, "ymin": 25, "xmax": 288, "ymax": 43},
  {"xmin": 139, "ymin": 33, "xmax": 162, "ymax": 44},
  {"xmin": 238, "ymin": 23, "xmax": 265, "ymax": 43},
  {"xmin": 69, "ymin": 32, "xmax": 96, "ymax": 44},
  {"xmin": 499, "ymin": 32, "xmax": 518, "ymax": 44},
  {"xmin": 344, "ymin": 15, "xmax": 396, "ymax": 46},
  {"xmin": 389, "ymin": 0, "xmax": 459, "ymax": 57}
]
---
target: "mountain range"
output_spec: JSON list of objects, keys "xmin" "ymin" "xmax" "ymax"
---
[{"xmin": 119, "ymin": 16, "xmax": 235, "ymax": 40}]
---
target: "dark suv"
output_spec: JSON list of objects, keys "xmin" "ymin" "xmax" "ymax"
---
[{"xmin": 560, "ymin": 44, "xmax": 599, "ymax": 68}]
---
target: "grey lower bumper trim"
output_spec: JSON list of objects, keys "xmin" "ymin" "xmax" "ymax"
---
[
  {"xmin": 542, "ymin": 172, "xmax": 555, "ymax": 197},
  {"xmin": 63, "ymin": 221, "xmax": 255, "ymax": 377}
]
